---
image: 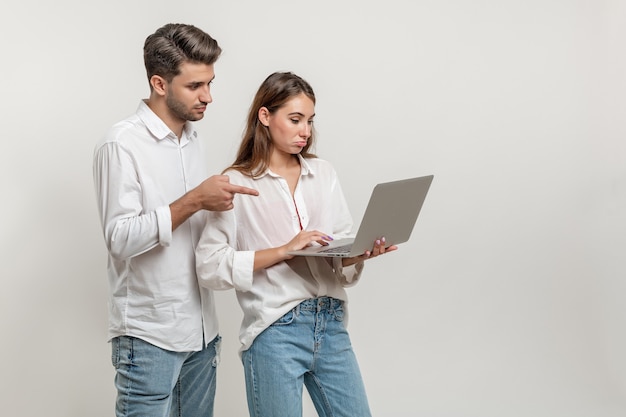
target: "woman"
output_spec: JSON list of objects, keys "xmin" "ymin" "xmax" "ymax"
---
[{"xmin": 196, "ymin": 72, "xmax": 395, "ymax": 416}]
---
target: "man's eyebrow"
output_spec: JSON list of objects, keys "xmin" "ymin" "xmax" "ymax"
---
[{"xmin": 187, "ymin": 76, "xmax": 215, "ymax": 85}]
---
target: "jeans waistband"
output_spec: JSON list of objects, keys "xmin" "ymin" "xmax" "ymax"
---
[{"xmin": 298, "ymin": 297, "xmax": 343, "ymax": 312}]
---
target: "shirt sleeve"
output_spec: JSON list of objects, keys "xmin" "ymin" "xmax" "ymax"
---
[
  {"xmin": 93, "ymin": 141, "xmax": 172, "ymax": 260},
  {"xmin": 331, "ymin": 257, "xmax": 364, "ymax": 286},
  {"xmin": 195, "ymin": 209, "xmax": 255, "ymax": 292}
]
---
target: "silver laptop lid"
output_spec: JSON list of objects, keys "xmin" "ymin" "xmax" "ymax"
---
[{"xmin": 347, "ymin": 175, "xmax": 434, "ymax": 256}]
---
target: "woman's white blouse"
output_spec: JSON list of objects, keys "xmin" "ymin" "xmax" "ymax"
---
[{"xmin": 195, "ymin": 156, "xmax": 364, "ymax": 352}]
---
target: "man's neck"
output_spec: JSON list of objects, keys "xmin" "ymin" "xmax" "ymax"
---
[{"xmin": 145, "ymin": 97, "xmax": 185, "ymax": 139}]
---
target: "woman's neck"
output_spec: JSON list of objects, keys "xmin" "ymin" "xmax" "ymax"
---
[
  {"xmin": 270, "ymin": 151, "xmax": 301, "ymax": 195},
  {"xmin": 269, "ymin": 151, "xmax": 299, "ymax": 173}
]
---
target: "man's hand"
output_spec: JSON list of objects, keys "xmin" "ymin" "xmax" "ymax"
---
[
  {"xmin": 170, "ymin": 175, "xmax": 258, "ymax": 230},
  {"xmin": 194, "ymin": 175, "xmax": 259, "ymax": 211}
]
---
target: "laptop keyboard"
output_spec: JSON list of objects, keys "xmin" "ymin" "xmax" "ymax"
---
[{"xmin": 318, "ymin": 244, "xmax": 352, "ymax": 254}]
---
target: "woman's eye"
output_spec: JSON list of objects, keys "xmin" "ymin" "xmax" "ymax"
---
[{"xmin": 291, "ymin": 119, "xmax": 299, "ymax": 124}]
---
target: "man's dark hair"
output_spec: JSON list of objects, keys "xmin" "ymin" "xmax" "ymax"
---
[{"xmin": 143, "ymin": 23, "xmax": 221, "ymax": 85}]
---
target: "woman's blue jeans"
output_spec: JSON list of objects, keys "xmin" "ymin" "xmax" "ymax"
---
[
  {"xmin": 241, "ymin": 297, "xmax": 371, "ymax": 417},
  {"xmin": 111, "ymin": 335, "xmax": 220, "ymax": 417}
]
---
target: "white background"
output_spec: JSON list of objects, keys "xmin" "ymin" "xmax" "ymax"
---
[{"xmin": 1, "ymin": 1, "xmax": 625, "ymax": 416}]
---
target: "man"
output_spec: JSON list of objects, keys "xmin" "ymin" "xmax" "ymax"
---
[{"xmin": 93, "ymin": 23, "xmax": 258, "ymax": 417}]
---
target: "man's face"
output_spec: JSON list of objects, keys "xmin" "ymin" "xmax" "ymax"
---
[{"xmin": 165, "ymin": 61, "xmax": 215, "ymax": 122}]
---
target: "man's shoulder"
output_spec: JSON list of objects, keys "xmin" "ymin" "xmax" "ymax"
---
[
  {"xmin": 98, "ymin": 113, "xmax": 145, "ymax": 147},
  {"xmin": 110, "ymin": 112, "xmax": 144, "ymax": 136}
]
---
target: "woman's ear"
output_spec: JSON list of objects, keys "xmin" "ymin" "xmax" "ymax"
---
[{"xmin": 258, "ymin": 107, "xmax": 271, "ymax": 127}]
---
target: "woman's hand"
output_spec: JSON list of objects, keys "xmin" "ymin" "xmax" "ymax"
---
[
  {"xmin": 254, "ymin": 230, "xmax": 333, "ymax": 271},
  {"xmin": 280, "ymin": 230, "xmax": 334, "ymax": 259},
  {"xmin": 342, "ymin": 236, "xmax": 397, "ymax": 267}
]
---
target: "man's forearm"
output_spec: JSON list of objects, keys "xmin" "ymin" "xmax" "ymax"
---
[{"xmin": 170, "ymin": 189, "xmax": 202, "ymax": 231}]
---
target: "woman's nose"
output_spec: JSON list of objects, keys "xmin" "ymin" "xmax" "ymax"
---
[{"xmin": 301, "ymin": 123, "xmax": 311, "ymax": 137}]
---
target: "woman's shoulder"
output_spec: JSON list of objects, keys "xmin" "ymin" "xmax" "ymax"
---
[
  {"xmin": 302, "ymin": 156, "xmax": 337, "ymax": 174},
  {"xmin": 223, "ymin": 167, "xmax": 253, "ymax": 184}
]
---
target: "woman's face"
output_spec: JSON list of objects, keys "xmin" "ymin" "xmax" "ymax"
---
[{"xmin": 260, "ymin": 93, "xmax": 315, "ymax": 155}]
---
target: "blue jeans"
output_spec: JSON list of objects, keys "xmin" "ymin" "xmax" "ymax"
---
[
  {"xmin": 242, "ymin": 297, "xmax": 371, "ymax": 417},
  {"xmin": 111, "ymin": 335, "xmax": 220, "ymax": 417}
]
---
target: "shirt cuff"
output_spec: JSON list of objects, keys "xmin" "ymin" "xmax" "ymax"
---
[
  {"xmin": 156, "ymin": 205, "xmax": 173, "ymax": 247},
  {"xmin": 332, "ymin": 257, "xmax": 364, "ymax": 286},
  {"xmin": 232, "ymin": 250, "xmax": 255, "ymax": 292}
]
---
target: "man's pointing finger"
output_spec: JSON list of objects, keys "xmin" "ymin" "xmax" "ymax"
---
[{"xmin": 228, "ymin": 184, "xmax": 259, "ymax": 196}]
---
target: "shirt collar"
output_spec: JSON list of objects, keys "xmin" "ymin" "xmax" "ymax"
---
[
  {"xmin": 137, "ymin": 100, "xmax": 197, "ymax": 143},
  {"xmin": 298, "ymin": 155, "xmax": 314, "ymax": 175},
  {"xmin": 260, "ymin": 154, "xmax": 315, "ymax": 179}
]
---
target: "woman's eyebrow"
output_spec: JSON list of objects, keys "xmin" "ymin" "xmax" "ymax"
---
[{"xmin": 288, "ymin": 112, "xmax": 316, "ymax": 118}]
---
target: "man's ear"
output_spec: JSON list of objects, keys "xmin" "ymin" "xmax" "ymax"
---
[
  {"xmin": 150, "ymin": 75, "xmax": 167, "ymax": 96},
  {"xmin": 258, "ymin": 107, "xmax": 271, "ymax": 127}
]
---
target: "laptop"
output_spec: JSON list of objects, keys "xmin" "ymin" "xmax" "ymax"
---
[{"xmin": 287, "ymin": 175, "xmax": 434, "ymax": 257}]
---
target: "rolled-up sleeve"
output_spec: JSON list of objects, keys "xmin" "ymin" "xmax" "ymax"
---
[
  {"xmin": 94, "ymin": 142, "xmax": 167, "ymax": 260},
  {"xmin": 332, "ymin": 258, "xmax": 364, "ymax": 286},
  {"xmin": 196, "ymin": 210, "xmax": 255, "ymax": 292},
  {"xmin": 155, "ymin": 205, "xmax": 172, "ymax": 247}
]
